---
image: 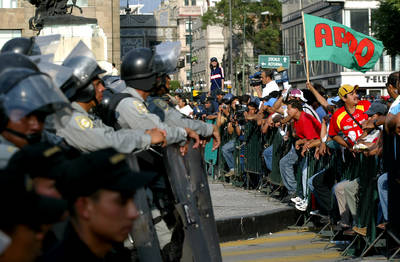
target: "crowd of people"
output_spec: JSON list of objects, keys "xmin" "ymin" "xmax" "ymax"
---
[
  {"xmin": 0, "ymin": 37, "xmax": 223, "ymax": 262},
  {"xmin": 186, "ymin": 65, "xmax": 400, "ymax": 256},
  {"xmin": 1, "ymin": 32, "xmax": 399, "ymax": 261}
]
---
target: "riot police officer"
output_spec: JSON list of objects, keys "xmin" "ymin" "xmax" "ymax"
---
[
  {"xmin": 117, "ymin": 47, "xmax": 220, "ymax": 262},
  {"xmin": 0, "ymin": 53, "xmax": 71, "ymax": 168},
  {"xmin": 55, "ymin": 41, "xmax": 166, "ymax": 153},
  {"xmin": 117, "ymin": 47, "xmax": 199, "ymax": 147}
]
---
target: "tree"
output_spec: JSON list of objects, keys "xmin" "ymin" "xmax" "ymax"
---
[
  {"xmin": 372, "ymin": 0, "xmax": 400, "ymax": 56},
  {"xmin": 202, "ymin": 0, "xmax": 282, "ymax": 55},
  {"xmin": 169, "ymin": 80, "xmax": 181, "ymax": 92}
]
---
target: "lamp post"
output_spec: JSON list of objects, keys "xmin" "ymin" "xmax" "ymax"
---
[
  {"xmin": 242, "ymin": 14, "xmax": 246, "ymax": 95},
  {"xmin": 229, "ymin": 0, "xmax": 233, "ymax": 94}
]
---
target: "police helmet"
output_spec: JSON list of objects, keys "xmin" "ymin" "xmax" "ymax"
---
[
  {"xmin": 0, "ymin": 52, "xmax": 39, "ymax": 76},
  {"xmin": 0, "ymin": 37, "xmax": 39, "ymax": 56},
  {"xmin": 121, "ymin": 48, "xmax": 157, "ymax": 91},
  {"xmin": 62, "ymin": 41, "xmax": 106, "ymax": 103},
  {"xmin": 0, "ymin": 67, "xmax": 71, "ymax": 132}
]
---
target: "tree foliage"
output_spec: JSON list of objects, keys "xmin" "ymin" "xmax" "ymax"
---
[
  {"xmin": 372, "ymin": 0, "xmax": 400, "ymax": 56},
  {"xmin": 202, "ymin": 0, "xmax": 282, "ymax": 55},
  {"xmin": 169, "ymin": 80, "xmax": 181, "ymax": 92}
]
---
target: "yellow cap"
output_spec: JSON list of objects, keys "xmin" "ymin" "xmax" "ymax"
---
[{"xmin": 338, "ymin": 84, "xmax": 358, "ymax": 98}]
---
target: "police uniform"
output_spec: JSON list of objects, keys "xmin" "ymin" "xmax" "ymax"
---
[
  {"xmin": 116, "ymin": 87, "xmax": 187, "ymax": 145},
  {"xmin": 0, "ymin": 136, "xmax": 19, "ymax": 168},
  {"xmin": 147, "ymin": 96, "xmax": 214, "ymax": 137},
  {"xmin": 56, "ymin": 102, "xmax": 152, "ymax": 153}
]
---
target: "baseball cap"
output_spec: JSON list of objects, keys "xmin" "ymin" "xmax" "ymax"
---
[
  {"xmin": 6, "ymin": 142, "xmax": 72, "ymax": 180},
  {"xmin": 365, "ymin": 101, "xmax": 388, "ymax": 116},
  {"xmin": 0, "ymin": 171, "xmax": 67, "ymax": 229},
  {"xmin": 57, "ymin": 148, "xmax": 157, "ymax": 201},
  {"xmin": 338, "ymin": 84, "xmax": 358, "ymax": 98},
  {"xmin": 289, "ymin": 88, "xmax": 307, "ymax": 102},
  {"xmin": 264, "ymin": 97, "xmax": 277, "ymax": 107},
  {"xmin": 327, "ymin": 96, "xmax": 340, "ymax": 106},
  {"xmin": 210, "ymin": 57, "xmax": 218, "ymax": 62}
]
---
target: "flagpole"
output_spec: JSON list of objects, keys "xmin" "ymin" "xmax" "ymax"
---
[{"xmin": 302, "ymin": 12, "xmax": 310, "ymax": 83}]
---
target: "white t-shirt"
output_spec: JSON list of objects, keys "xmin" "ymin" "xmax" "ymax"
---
[
  {"xmin": 176, "ymin": 105, "xmax": 194, "ymax": 117},
  {"xmin": 389, "ymin": 96, "xmax": 400, "ymax": 115},
  {"xmin": 261, "ymin": 80, "xmax": 280, "ymax": 98}
]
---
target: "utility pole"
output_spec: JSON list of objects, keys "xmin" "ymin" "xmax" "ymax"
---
[
  {"xmin": 229, "ymin": 0, "xmax": 233, "ymax": 93},
  {"xmin": 242, "ymin": 13, "xmax": 246, "ymax": 95},
  {"xmin": 189, "ymin": 16, "xmax": 193, "ymax": 100}
]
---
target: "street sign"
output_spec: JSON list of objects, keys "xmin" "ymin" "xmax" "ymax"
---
[{"xmin": 259, "ymin": 55, "xmax": 290, "ymax": 69}]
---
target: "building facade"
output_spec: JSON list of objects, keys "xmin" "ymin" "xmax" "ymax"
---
[
  {"xmin": 282, "ymin": 0, "xmax": 400, "ymax": 96},
  {"xmin": 0, "ymin": 0, "xmax": 120, "ymax": 67},
  {"xmin": 153, "ymin": 0, "xmax": 225, "ymax": 91}
]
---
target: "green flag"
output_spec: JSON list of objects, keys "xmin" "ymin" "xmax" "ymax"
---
[{"xmin": 303, "ymin": 13, "xmax": 384, "ymax": 73}]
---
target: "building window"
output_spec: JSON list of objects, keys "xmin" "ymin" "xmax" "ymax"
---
[
  {"xmin": 185, "ymin": 21, "xmax": 192, "ymax": 33},
  {"xmin": 0, "ymin": 30, "xmax": 21, "ymax": 49},
  {"xmin": 184, "ymin": 0, "xmax": 189, "ymax": 6},
  {"xmin": 185, "ymin": 35, "xmax": 192, "ymax": 46},
  {"xmin": 186, "ymin": 71, "xmax": 191, "ymax": 81},
  {"xmin": 350, "ymin": 9, "xmax": 369, "ymax": 35},
  {"xmin": 191, "ymin": 0, "xmax": 196, "ymax": 5},
  {"xmin": 67, "ymin": 0, "xmax": 88, "ymax": 6},
  {"xmin": 186, "ymin": 53, "xmax": 190, "ymax": 64},
  {"xmin": 0, "ymin": 0, "xmax": 17, "ymax": 8}
]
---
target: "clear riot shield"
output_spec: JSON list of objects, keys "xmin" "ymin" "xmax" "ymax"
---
[
  {"xmin": 125, "ymin": 154, "xmax": 163, "ymax": 262},
  {"xmin": 163, "ymin": 145, "xmax": 212, "ymax": 262},
  {"xmin": 182, "ymin": 142, "xmax": 222, "ymax": 262}
]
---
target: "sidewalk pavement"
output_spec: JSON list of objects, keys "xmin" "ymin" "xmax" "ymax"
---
[{"xmin": 210, "ymin": 180, "xmax": 298, "ymax": 242}]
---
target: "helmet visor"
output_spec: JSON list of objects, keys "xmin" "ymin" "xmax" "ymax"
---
[
  {"xmin": 36, "ymin": 61, "xmax": 74, "ymax": 89},
  {"xmin": 3, "ymin": 74, "xmax": 71, "ymax": 126},
  {"xmin": 153, "ymin": 42, "xmax": 181, "ymax": 75},
  {"xmin": 62, "ymin": 41, "xmax": 104, "ymax": 88},
  {"xmin": 31, "ymin": 34, "xmax": 61, "ymax": 56}
]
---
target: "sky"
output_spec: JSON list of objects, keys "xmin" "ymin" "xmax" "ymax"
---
[{"xmin": 120, "ymin": 0, "xmax": 162, "ymax": 13}]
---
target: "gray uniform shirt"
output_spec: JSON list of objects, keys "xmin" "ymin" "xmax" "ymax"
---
[
  {"xmin": 115, "ymin": 88, "xmax": 187, "ymax": 145},
  {"xmin": 148, "ymin": 97, "xmax": 214, "ymax": 137},
  {"xmin": 56, "ymin": 102, "xmax": 152, "ymax": 153},
  {"xmin": 0, "ymin": 136, "xmax": 18, "ymax": 169}
]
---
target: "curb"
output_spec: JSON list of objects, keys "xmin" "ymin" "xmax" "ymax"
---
[{"xmin": 216, "ymin": 207, "xmax": 298, "ymax": 242}]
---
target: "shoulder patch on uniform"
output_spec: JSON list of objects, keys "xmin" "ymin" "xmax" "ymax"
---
[
  {"xmin": 153, "ymin": 99, "xmax": 169, "ymax": 111},
  {"xmin": 7, "ymin": 146, "xmax": 17, "ymax": 153},
  {"xmin": 133, "ymin": 100, "xmax": 149, "ymax": 114},
  {"xmin": 75, "ymin": 116, "xmax": 93, "ymax": 130}
]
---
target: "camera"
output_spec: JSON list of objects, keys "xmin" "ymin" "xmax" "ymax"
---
[
  {"xmin": 273, "ymin": 69, "xmax": 289, "ymax": 84},
  {"xmin": 234, "ymin": 104, "xmax": 248, "ymax": 125},
  {"xmin": 249, "ymin": 72, "xmax": 262, "ymax": 87}
]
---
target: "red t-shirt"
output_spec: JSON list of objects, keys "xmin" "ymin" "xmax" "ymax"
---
[
  {"xmin": 328, "ymin": 100, "xmax": 370, "ymax": 145},
  {"xmin": 294, "ymin": 112, "xmax": 322, "ymax": 139}
]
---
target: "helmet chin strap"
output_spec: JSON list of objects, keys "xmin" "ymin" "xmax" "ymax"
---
[{"xmin": 4, "ymin": 128, "xmax": 42, "ymax": 144}]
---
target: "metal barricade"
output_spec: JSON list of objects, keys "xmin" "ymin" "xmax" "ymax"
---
[{"xmin": 204, "ymin": 119, "xmax": 218, "ymax": 179}]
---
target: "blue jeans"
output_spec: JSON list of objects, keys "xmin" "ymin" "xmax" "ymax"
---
[
  {"xmin": 263, "ymin": 145, "xmax": 273, "ymax": 171},
  {"xmin": 378, "ymin": 173, "xmax": 388, "ymax": 221},
  {"xmin": 279, "ymin": 145, "xmax": 298, "ymax": 194},
  {"xmin": 222, "ymin": 139, "xmax": 235, "ymax": 170}
]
